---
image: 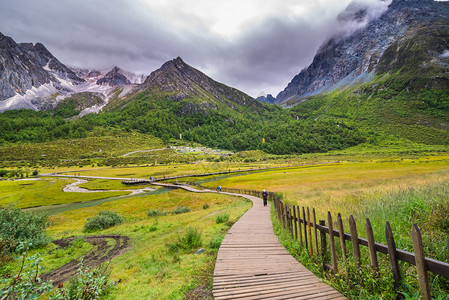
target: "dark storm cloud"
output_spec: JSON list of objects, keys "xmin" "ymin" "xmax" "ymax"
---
[{"xmin": 0, "ymin": 0, "xmax": 390, "ymax": 97}]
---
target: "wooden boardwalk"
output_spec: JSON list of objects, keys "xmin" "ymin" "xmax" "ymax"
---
[{"xmin": 213, "ymin": 193, "xmax": 345, "ymax": 300}]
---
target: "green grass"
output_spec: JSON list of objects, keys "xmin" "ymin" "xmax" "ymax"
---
[
  {"xmin": 0, "ymin": 185, "xmax": 251, "ymax": 299},
  {"xmin": 0, "ymin": 178, "xmax": 127, "ymax": 208}
]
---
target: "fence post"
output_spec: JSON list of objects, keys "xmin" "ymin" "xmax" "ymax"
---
[
  {"xmin": 337, "ymin": 213, "xmax": 348, "ymax": 280},
  {"xmin": 412, "ymin": 224, "xmax": 431, "ymax": 300},
  {"xmin": 313, "ymin": 208, "xmax": 319, "ymax": 256},
  {"xmin": 366, "ymin": 218, "xmax": 379, "ymax": 276},
  {"xmin": 303, "ymin": 207, "xmax": 308, "ymax": 251},
  {"xmin": 288, "ymin": 206, "xmax": 294, "ymax": 237},
  {"xmin": 293, "ymin": 206, "xmax": 298, "ymax": 241},
  {"xmin": 349, "ymin": 215, "xmax": 361, "ymax": 271},
  {"xmin": 386, "ymin": 221, "xmax": 401, "ymax": 288},
  {"xmin": 307, "ymin": 207, "xmax": 313, "ymax": 256},
  {"xmin": 328, "ymin": 212, "xmax": 338, "ymax": 273},
  {"xmin": 319, "ymin": 220, "xmax": 327, "ymax": 258},
  {"xmin": 297, "ymin": 206, "xmax": 303, "ymax": 248}
]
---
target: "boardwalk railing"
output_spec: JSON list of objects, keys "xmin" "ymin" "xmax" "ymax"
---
[{"xmin": 204, "ymin": 186, "xmax": 449, "ymax": 300}]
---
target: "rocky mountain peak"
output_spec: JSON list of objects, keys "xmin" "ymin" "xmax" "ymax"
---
[
  {"xmin": 142, "ymin": 57, "xmax": 257, "ymax": 110},
  {"xmin": 96, "ymin": 66, "xmax": 131, "ymax": 86},
  {"xmin": 275, "ymin": 0, "xmax": 449, "ymax": 104}
]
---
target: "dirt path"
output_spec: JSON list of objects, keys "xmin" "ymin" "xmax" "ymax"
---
[
  {"xmin": 63, "ymin": 179, "xmax": 155, "ymax": 195},
  {"xmin": 41, "ymin": 235, "xmax": 131, "ymax": 286}
]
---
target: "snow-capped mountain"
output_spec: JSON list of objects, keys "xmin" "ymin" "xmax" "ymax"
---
[{"xmin": 0, "ymin": 33, "xmax": 145, "ymax": 113}]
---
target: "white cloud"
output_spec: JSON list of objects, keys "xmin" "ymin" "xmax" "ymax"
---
[{"xmin": 0, "ymin": 0, "xmax": 389, "ymax": 97}]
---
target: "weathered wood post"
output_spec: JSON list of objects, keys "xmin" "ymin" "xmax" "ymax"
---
[
  {"xmin": 307, "ymin": 207, "xmax": 313, "ymax": 256},
  {"xmin": 366, "ymin": 218, "xmax": 379, "ymax": 276},
  {"xmin": 386, "ymin": 221, "xmax": 401, "ymax": 288},
  {"xmin": 303, "ymin": 207, "xmax": 308, "ymax": 251},
  {"xmin": 328, "ymin": 212, "xmax": 338, "ymax": 273},
  {"xmin": 337, "ymin": 213, "xmax": 348, "ymax": 280},
  {"xmin": 289, "ymin": 206, "xmax": 294, "ymax": 237},
  {"xmin": 319, "ymin": 220, "xmax": 327, "ymax": 258},
  {"xmin": 293, "ymin": 205, "xmax": 298, "ymax": 241},
  {"xmin": 297, "ymin": 206, "xmax": 303, "ymax": 248},
  {"xmin": 349, "ymin": 215, "xmax": 361, "ymax": 271},
  {"xmin": 412, "ymin": 224, "xmax": 431, "ymax": 300},
  {"xmin": 313, "ymin": 208, "xmax": 319, "ymax": 256}
]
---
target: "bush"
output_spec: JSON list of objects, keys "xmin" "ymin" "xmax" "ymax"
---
[
  {"xmin": 216, "ymin": 213, "xmax": 230, "ymax": 224},
  {"xmin": 172, "ymin": 206, "xmax": 191, "ymax": 215},
  {"xmin": 202, "ymin": 204, "xmax": 209, "ymax": 210},
  {"xmin": 0, "ymin": 207, "xmax": 49, "ymax": 251},
  {"xmin": 84, "ymin": 210, "xmax": 123, "ymax": 232},
  {"xmin": 53, "ymin": 260, "xmax": 114, "ymax": 299},
  {"xmin": 166, "ymin": 227, "xmax": 202, "ymax": 254},
  {"xmin": 208, "ymin": 234, "xmax": 224, "ymax": 249},
  {"xmin": 147, "ymin": 209, "xmax": 166, "ymax": 217}
]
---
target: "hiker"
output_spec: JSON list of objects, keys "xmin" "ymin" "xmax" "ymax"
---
[{"xmin": 262, "ymin": 189, "xmax": 268, "ymax": 207}]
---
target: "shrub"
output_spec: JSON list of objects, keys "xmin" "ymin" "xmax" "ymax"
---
[
  {"xmin": 0, "ymin": 207, "xmax": 49, "ymax": 251},
  {"xmin": 166, "ymin": 227, "xmax": 202, "ymax": 254},
  {"xmin": 32, "ymin": 170, "xmax": 39, "ymax": 176},
  {"xmin": 172, "ymin": 206, "xmax": 191, "ymax": 215},
  {"xmin": 53, "ymin": 260, "xmax": 115, "ymax": 299},
  {"xmin": 209, "ymin": 234, "xmax": 224, "ymax": 249},
  {"xmin": 0, "ymin": 243, "xmax": 53, "ymax": 299},
  {"xmin": 147, "ymin": 209, "xmax": 166, "ymax": 217},
  {"xmin": 202, "ymin": 204, "xmax": 209, "ymax": 210},
  {"xmin": 216, "ymin": 213, "xmax": 230, "ymax": 224},
  {"xmin": 84, "ymin": 210, "xmax": 123, "ymax": 232},
  {"xmin": 182, "ymin": 227, "xmax": 202, "ymax": 250}
]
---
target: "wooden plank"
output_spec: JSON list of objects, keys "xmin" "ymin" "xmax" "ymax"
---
[
  {"xmin": 313, "ymin": 208, "xmax": 319, "ymax": 256},
  {"xmin": 366, "ymin": 218, "xmax": 379, "ymax": 276},
  {"xmin": 303, "ymin": 206, "xmax": 308, "ymax": 251},
  {"xmin": 212, "ymin": 192, "xmax": 345, "ymax": 299},
  {"xmin": 349, "ymin": 215, "xmax": 361, "ymax": 271},
  {"xmin": 328, "ymin": 212, "xmax": 338, "ymax": 273},
  {"xmin": 386, "ymin": 221, "xmax": 401, "ymax": 288},
  {"xmin": 297, "ymin": 206, "xmax": 303, "ymax": 248},
  {"xmin": 293, "ymin": 205, "xmax": 298, "ymax": 241},
  {"xmin": 412, "ymin": 224, "xmax": 431, "ymax": 300},
  {"xmin": 337, "ymin": 213, "xmax": 348, "ymax": 280},
  {"xmin": 307, "ymin": 207, "xmax": 313, "ymax": 256}
]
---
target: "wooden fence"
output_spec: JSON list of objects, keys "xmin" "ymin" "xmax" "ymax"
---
[{"xmin": 208, "ymin": 186, "xmax": 449, "ymax": 300}]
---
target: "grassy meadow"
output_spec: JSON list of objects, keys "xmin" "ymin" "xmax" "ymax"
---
[
  {"xmin": 0, "ymin": 178, "xmax": 128, "ymax": 208},
  {"xmin": 1, "ymin": 142, "xmax": 449, "ymax": 299},
  {"xmin": 1, "ymin": 186, "xmax": 251, "ymax": 299}
]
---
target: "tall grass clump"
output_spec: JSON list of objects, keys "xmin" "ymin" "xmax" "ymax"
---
[
  {"xmin": 216, "ymin": 213, "xmax": 230, "ymax": 224},
  {"xmin": 84, "ymin": 210, "xmax": 123, "ymax": 232},
  {"xmin": 147, "ymin": 209, "xmax": 166, "ymax": 217},
  {"xmin": 172, "ymin": 206, "xmax": 191, "ymax": 215},
  {"xmin": 167, "ymin": 227, "xmax": 202, "ymax": 255},
  {"xmin": 0, "ymin": 207, "xmax": 49, "ymax": 251}
]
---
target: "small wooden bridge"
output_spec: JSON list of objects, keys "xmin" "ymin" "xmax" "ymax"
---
[{"xmin": 212, "ymin": 193, "xmax": 345, "ymax": 299}]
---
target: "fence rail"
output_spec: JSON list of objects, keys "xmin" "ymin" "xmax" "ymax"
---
[{"xmin": 202, "ymin": 185, "xmax": 449, "ymax": 300}]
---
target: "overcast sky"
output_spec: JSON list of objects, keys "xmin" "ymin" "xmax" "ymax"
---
[{"xmin": 0, "ymin": 0, "xmax": 391, "ymax": 97}]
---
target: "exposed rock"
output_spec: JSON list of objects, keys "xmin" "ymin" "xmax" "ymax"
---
[
  {"xmin": 142, "ymin": 57, "xmax": 259, "ymax": 111},
  {"xmin": 256, "ymin": 94, "xmax": 276, "ymax": 104},
  {"xmin": 96, "ymin": 66, "xmax": 132, "ymax": 86},
  {"xmin": 276, "ymin": 0, "xmax": 449, "ymax": 104}
]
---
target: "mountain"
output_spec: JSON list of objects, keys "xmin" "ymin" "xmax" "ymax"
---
[
  {"xmin": 276, "ymin": 0, "xmax": 449, "ymax": 104},
  {"xmin": 256, "ymin": 93, "xmax": 276, "ymax": 104},
  {"xmin": 109, "ymin": 56, "xmax": 262, "ymax": 115},
  {"xmin": 0, "ymin": 33, "xmax": 147, "ymax": 113},
  {"xmin": 97, "ymin": 67, "xmax": 132, "ymax": 86},
  {"xmin": 0, "ymin": 32, "xmax": 85, "ymax": 110}
]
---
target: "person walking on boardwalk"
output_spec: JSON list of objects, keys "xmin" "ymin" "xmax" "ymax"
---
[{"xmin": 262, "ymin": 189, "xmax": 268, "ymax": 206}]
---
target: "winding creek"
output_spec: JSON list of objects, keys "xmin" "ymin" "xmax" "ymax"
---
[{"xmin": 24, "ymin": 179, "xmax": 174, "ymax": 216}]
